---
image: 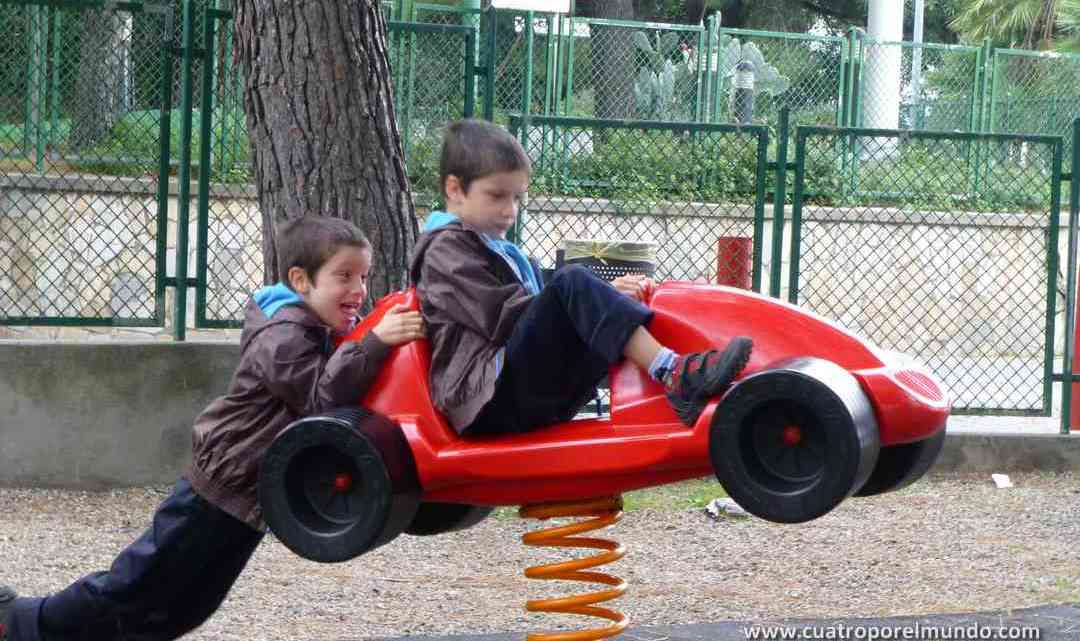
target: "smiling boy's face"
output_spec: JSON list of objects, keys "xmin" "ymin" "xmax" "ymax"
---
[
  {"xmin": 444, "ymin": 169, "xmax": 530, "ymax": 238},
  {"xmin": 287, "ymin": 245, "xmax": 371, "ymax": 333}
]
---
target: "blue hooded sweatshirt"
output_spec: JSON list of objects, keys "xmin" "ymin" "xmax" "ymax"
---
[{"xmin": 252, "ymin": 282, "xmax": 304, "ymax": 318}]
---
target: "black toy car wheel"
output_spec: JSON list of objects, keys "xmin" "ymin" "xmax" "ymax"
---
[
  {"xmin": 405, "ymin": 502, "xmax": 495, "ymax": 536},
  {"xmin": 259, "ymin": 408, "xmax": 421, "ymax": 563},
  {"xmin": 854, "ymin": 428, "xmax": 946, "ymax": 497},
  {"xmin": 710, "ymin": 357, "xmax": 880, "ymax": 523}
]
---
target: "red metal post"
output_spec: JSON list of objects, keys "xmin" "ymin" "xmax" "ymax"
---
[{"xmin": 716, "ymin": 236, "xmax": 752, "ymax": 289}]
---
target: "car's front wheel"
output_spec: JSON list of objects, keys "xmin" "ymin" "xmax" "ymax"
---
[
  {"xmin": 709, "ymin": 357, "xmax": 880, "ymax": 523},
  {"xmin": 259, "ymin": 408, "xmax": 421, "ymax": 563}
]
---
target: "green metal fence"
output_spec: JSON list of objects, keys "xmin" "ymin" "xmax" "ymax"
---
[
  {"xmin": 709, "ymin": 24, "xmax": 846, "ymax": 129},
  {"xmin": 510, "ymin": 115, "xmax": 770, "ymax": 290},
  {"xmin": 987, "ymin": 48, "xmax": 1080, "ymax": 170},
  {"xmin": 852, "ymin": 36, "xmax": 983, "ymax": 133},
  {"xmin": 789, "ymin": 126, "xmax": 1064, "ymax": 416},
  {"xmin": 0, "ymin": 0, "xmax": 171, "ymax": 327}
]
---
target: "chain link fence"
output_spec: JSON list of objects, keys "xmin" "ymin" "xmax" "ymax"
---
[
  {"xmin": 709, "ymin": 26, "xmax": 844, "ymax": 129},
  {"xmin": 511, "ymin": 116, "xmax": 769, "ymax": 289},
  {"xmin": 0, "ymin": 0, "xmax": 169, "ymax": 326},
  {"xmin": 791, "ymin": 128, "xmax": 1063, "ymax": 414},
  {"xmin": 988, "ymin": 49, "xmax": 1080, "ymax": 171},
  {"xmin": 195, "ymin": 6, "xmax": 258, "ymax": 328},
  {"xmin": 561, "ymin": 18, "xmax": 704, "ymax": 123},
  {"xmin": 854, "ymin": 37, "xmax": 981, "ymax": 133}
]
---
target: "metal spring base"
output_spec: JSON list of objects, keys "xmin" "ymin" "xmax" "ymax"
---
[{"xmin": 519, "ymin": 496, "xmax": 628, "ymax": 641}]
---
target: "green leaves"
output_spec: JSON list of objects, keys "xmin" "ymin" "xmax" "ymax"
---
[
  {"xmin": 715, "ymin": 34, "xmax": 791, "ymax": 97},
  {"xmin": 632, "ymin": 29, "xmax": 696, "ymax": 120}
]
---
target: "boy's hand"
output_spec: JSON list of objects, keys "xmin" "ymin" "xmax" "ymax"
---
[
  {"xmin": 371, "ymin": 304, "xmax": 426, "ymax": 346},
  {"xmin": 611, "ymin": 274, "xmax": 654, "ymax": 302}
]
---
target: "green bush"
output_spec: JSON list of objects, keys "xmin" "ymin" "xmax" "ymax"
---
[{"xmin": 528, "ymin": 128, "xmax": 762, "ymax": 211}]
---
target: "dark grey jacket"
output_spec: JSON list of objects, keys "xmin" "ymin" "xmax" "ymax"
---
[{"xmin": 409, "ymin": 220, "xmax": 535, "ymax": 433}]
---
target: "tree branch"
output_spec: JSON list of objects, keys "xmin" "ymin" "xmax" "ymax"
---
[{"xmin": 799, "ymin": 0, "xmax": 862, "ymax": 23}]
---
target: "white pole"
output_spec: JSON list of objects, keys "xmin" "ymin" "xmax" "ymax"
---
[
  {"xmin": 911, "ymin": 0, "xmax": 925, "ymax": 121},
  {"xmin": 865, "ymin": 0, "xmax": 905, "ymax": 131}
]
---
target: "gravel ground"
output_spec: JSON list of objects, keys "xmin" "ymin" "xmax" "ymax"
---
[{"xmin": 1, "ymin": 472, "xmax": 1078, "ymax": 640}]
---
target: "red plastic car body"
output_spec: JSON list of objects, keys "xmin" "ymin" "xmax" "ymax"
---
[{"xmin": 345, "ymin": 282, "xmax": 949, "ymax": 508}]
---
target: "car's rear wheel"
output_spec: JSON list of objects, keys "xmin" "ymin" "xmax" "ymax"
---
[
  {"xmin": 854, "ymin": 428, "xmax": 946, "ymax": 497},
  {"xmin": 405, "ymin": 502, "xmax": 495, "ymax": 536},
  {"xmin": 709, "ymin": 357, "xmax": 880, "ymax": 523},
  {"xmin": 259, "ymin": 408, "xmax": 421, "ymax": 563}
]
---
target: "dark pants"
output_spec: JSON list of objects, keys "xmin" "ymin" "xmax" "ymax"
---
[
  {"xmin": 8, "ymin": 478, "xmax": 263, "ymax": 641},
  {"xmin": 466, "ymin": 265, "xmax": 654, "ymax": 435}
]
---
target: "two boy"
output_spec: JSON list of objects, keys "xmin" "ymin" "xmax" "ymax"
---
[{"xmin": 0, "ymin": 118, "xmax": 751, "ymax": 639}]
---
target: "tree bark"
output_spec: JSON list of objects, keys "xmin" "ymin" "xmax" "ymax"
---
[
  {"xmin": 234, "ymin": 0, "xmax": 416, "ymax": 301},
  {"xmin": 576, "ymin": 0, "xmax": 636, "ymax": 120},
  {"xmin": 71, "ymin": 10, "xmax": 132, "ymax": 150}
]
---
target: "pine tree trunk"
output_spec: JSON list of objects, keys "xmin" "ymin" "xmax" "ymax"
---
[
  {"xmin": 234, "ymin": 0, "xmax": 416, "ymax": 300},
  {"xmin": 577, "ymin": 0, "xmax": 636, "ymax": 119},
  {"xmin": 70, "ymin": 10, "xmax": 132, "ymax": 150}
]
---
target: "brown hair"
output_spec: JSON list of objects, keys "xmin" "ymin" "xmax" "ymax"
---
[
  {"xmin": 275, "ymin": 217, "xmax": 371, "ymax": 289},
  {"xmin": 439, "ymin": 119, "xmax": 531, "ymax": 198}
]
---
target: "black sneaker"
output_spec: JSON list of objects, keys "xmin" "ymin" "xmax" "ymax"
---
[
  {"xmin": 663, "ymin": 337, "xmax": 752, "ymax": 426},
  {"xmin": 0, "ymin": 584, "xmax": 15, "ymax": 640}
]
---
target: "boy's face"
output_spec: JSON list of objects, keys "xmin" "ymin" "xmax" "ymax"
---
[
  {"xmin": 287, "ymin": 245, "xmax": 372, "ymax": 333},
  {"xmin": 444, "ymin": 169, "xmax": 529, "ymax": 238}
]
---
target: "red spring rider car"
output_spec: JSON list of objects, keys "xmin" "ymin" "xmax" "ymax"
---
[{"xmin": 258, "ymin": 282, "xmax": 950, "ymax": 565}]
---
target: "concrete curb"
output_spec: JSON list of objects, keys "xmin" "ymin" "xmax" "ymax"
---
[{"xmin": 938, "ymin": 433, "xmax": 1080, "ymax": 473}]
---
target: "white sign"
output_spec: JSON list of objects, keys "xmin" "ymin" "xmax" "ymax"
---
[{"xmin": 492, "ymin": 0, "xmax": 571, "ymax": 13}]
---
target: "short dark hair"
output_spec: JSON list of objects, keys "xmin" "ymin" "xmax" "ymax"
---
[
  {"xmin": 275, "ymin": 217, "xmax": 371, "ymax": 290},
  {"xmin": 440, "ymin": 119, "xmax": 531, "ymax": 198}
]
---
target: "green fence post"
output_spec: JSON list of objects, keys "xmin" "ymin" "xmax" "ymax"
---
[
  {"xmin": 194, "ymin": 4, "xmax": 221, "ymax": 329},
  {"xmin": 483, "ymin": 5, "xmax": 496, "ymax": 120},
  {"xmin": 49, "ymin": 7, "xmax": 62, "ymax": 161},
  {"xmin": 836, "ymin": 25, "xmax": 848, "ymax": 127},
  {"xmin": 563, "ymin": 15, "xmax": 575, "ymax": 116},
  {"xmin": 702, "ymin": 14, "xmax": 715, "ymax": 124},
  {"xmin": 846, "ymin": 27, "xmax": 861, "ymax": 128},
  {"xmin": 694, "ymin": 20, "xmax": 706, "ymax": 123},
  {"xmin": 752, "ymin": 127, "xmax": 768, "ymax": 290},
  {"xmin": 24, "ymin": 4, "xmax": 45, "ymax": 166},
  {"xmin": 1063, "ymin": 118, "xmax": 1080, "ymax": 434},
  {"xmin": 769, "ymin": 107, "xmax": 790, "ymax": 298},
  {"xmin": 979, "ymin": 38, "xmax": 992, "ymax": 133},
  {"xmin": 464, "ymin": 26, "xmax": 476, "ymax": 117},
  {"xmin": 173, "ymin": 0, "xmax": 196, "ymax": 341},
  {"xmin": 544, "ymin": 14, "xmax": 556, "ymax": 116},
  {"xmin": 787, "ymin": 127, "xmax": 807, "ymax": 302},
  {"xmin": 461, "ymin": 0, "xmax": 479, "ymax": 115},
  {"xmin": 155, "ymin": 1, "xmax": 176, "ymax": 325},
  {"xmin": 523, "ymin": 10, "xmax": 534, "ymax": 115},
  {"xmin": 1044, "ymin": 137, "xmax": 1064, "ymax": 417}
]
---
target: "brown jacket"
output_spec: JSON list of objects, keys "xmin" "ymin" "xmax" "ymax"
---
[
  {"xmin": 410, "ymin": 220, "xmax": 534, "ymax": 433},
  {"xmin": 187, "ymin": 299, "xmax": 390, "ymax": 530}
]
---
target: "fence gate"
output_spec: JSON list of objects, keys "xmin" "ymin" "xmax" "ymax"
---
[
  {"xmin": 788, "ymin": 126, "xmax": 1064, "ymax": 416},
  {"xmin": 0, "ymin": 0, "xmax": 174, "ymax": 328}
]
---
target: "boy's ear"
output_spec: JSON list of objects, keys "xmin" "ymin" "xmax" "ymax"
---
[
  {"xmin": 286, "ymin": 266, "xmax": 311, "ymax": 295},
  {"xmin": 444, "ymin": 174, "xmax": 464, "ymax": 201}
]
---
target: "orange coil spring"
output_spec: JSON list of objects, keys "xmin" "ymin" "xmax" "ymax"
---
[{"xmin": 518, "ymin": 496, "xmax": 628, "ymax": 641}]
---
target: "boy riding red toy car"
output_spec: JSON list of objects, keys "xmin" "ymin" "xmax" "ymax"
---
[{"xmin": 259, "ymin": 282, "xmax": 949, "ymax": 563}]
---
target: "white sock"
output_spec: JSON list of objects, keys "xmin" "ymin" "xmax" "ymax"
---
[{"xmin": 648, "ymin": 347, "xmax": 678, "ymax": 383}]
